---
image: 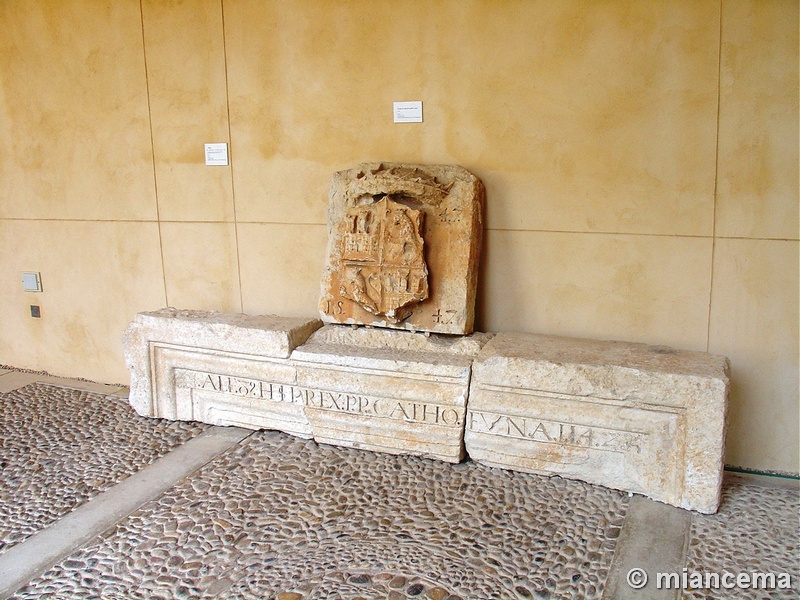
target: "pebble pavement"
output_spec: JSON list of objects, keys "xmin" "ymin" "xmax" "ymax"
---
[
  {"xmin": 685, "ymin": 480, "xmax": 799, "ymax": 599},
  {"xmin": 0, "ymin": 383, "xmax": 207, "ymax": 556},
  {"xmin": 9, "ymin": 430, "xmax": 628, "ymax": 599}
]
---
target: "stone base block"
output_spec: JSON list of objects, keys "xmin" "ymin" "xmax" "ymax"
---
[
  {"xmin": 291, "ymin": 325, "xmax": 494, "ymax": 463},
  {"xmin": 122, "ymin": 309, "xmax": 322, "ymax": 437},
  {"xmin": 123, "ymin": 311, "xmax": 493, "ymax": 464},
  {"xmin": 464, "ymin": 332, "xmax": 729, "ymax": 513},
  {"xmin": 123, "ymin": 310, "xmax": 731, "ymax": 512}
]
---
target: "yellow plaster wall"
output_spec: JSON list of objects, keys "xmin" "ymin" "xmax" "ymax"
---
[
  {"xmin": 0, "ymin": 0, "xmax": 797, "ymax": 473},
  {"xmin": 0, "ymin": 1, "xmax": 157, "ymax": 221}
]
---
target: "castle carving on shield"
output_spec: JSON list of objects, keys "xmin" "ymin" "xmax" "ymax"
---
[{"xmin": 339, "ymin": 197, "xmax": 429, "ymax": 323}]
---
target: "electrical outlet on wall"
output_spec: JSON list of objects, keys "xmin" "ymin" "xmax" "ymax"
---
[{"xmin": 22, "ymin": 271, "xmax": 42, "ymax": 292}]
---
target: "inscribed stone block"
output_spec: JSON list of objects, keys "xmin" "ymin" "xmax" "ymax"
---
[
  {"xmin": 464, "ymin": 332, "xmax": 730, "ymax": 513},
  {"xmin": 318, "ymin": 163, "xmax": 484, "ymax": 335},
  {"xmin": 122, "ymin": 309, "xmax": 321, "ymax": 437},
  {"xmin": 291, "ymin": 325, "xmax": 494, "ymax": 462}
]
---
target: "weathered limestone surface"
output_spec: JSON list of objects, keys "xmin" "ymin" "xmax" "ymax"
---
[
  {"xmin": 464, "ymin": 332, "xmax": 730, "ymax": 513},
  {"xmin": 306, "ymin": 323, "xmax": 494, "ymax": 356},
  {"xmin": 123, "ymin": 310, "xmax": 731, "ymax": 512},
  {"xmin": 319, "ymin": 163, "xmax": 484, "ymax": 335},
  {"xmin": 122, "ymin": 310, "xmax": 493, "ymax": 463},
  {"xmin": 122, "ymin": 309, "xmax": 322, "ymax": 437},
  {"xmin": 291, "ymin": 325, "xmax": 494, "ymax": 463}
]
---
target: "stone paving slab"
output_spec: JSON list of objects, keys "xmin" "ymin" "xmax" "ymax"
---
[
  {"xmin": 0, "ymin": 370, "xmax": 125, "ymax": 395},
  {"xmin": 10, "ymin": 430, "xmax": 630, "ymax": 599},
  {"xmin": 0, "ymin": 383, "xmax": 208, "ymax": 557}
]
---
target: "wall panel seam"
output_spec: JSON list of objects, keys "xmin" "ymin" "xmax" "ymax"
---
[
  {"xmin": 3, "ymin": 220, "xmax": 794, "ymax": 243},
  {"xmin": 0, "ymin": 218, "xmax": 162, "ymax": 224},
  {"xmin": 706, "ymin": 0, "xmax": 725, "ymax": 354},
  {"xmin": 220, "ymin": 0, "xmax": 244, "ymax": 314},
  {"xmin": 484, "ymin": 228, "xmax": 715, "ymax": 240},
  {"xmin": 138, "ymin": 0, "xmax": 169, "ymax": 309}
]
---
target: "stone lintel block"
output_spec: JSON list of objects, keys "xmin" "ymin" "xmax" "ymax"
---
[
  {"xmin": 122, "ymin": 309, "xmax": 322, "ymax": 437},
  {"xmin": 465, "ymin": 332, "xmax": 730, "ymax": 513},
  {"xmin": 291, "ymin": 325, "xmax": 494, "ymax": 463}
]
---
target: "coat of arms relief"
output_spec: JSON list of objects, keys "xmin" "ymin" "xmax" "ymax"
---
[
  {"xmin": 339, "ymin": 196, "xmax": 429, "ymax": 323},
  {"xmin": 320, "ymin": 163, "xmax": 484, "ymax": 335}
]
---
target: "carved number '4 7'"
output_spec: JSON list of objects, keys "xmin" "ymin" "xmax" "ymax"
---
[
  {"xmin": 432, "ymin": 308, "xmax": 457, "ymax": 324},
  {"xmin": 438, "ymin": 207, "xmax": 462, "ymax": 223}
]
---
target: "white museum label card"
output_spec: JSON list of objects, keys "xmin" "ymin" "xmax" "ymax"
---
[
  {"xmin": 205, "ymin": 143, "xmax": 229, "ymax": 166},
  {"xmin": 393, "ymin": 101, "xmax": 423, "ymax": 123}
]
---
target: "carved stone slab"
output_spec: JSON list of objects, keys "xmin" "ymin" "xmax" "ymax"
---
[
  {"xmin": 122, "ymin": 309, "xmax": 322, "ymax": 437},
  {"xmin": 291, "ymin": 325, "xmax": 494, "ymax": 462},
  {"xmin": 464, "ymin": 332, "xmax": 730, "ymax": 513},
  {"xmin": 122, "ymin": 310, "xmax": 493, "ymax": 463},
  {"xmin": 319, "ymin": 163, "xmax": 484, "ymax": 335}
]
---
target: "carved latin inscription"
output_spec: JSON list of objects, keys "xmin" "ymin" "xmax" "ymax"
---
[
  {"xmin": 190, "ymin": 371, "xmax": 461, "ymax": 427},
  {"xmin": 467, "ymin": 409, "xmax": 646, "ymax": 454},
  {"xmin": 195, "ymin": 372, "xmax": 299, "ymax": 402}
]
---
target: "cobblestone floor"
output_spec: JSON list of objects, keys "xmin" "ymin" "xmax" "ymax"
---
[
  {"xmin": 10, "ymin": 431, "xmax": 629, "ymax": 599},
  {"xmin": 0, "ymin": 373, "xmax": 797, "ymax": 599},
  {"xmin": 0, "ymin": 383, "xmax": 208, "ymax": 556},
  {"xmin": 685, "ymin": 480, "xmax": 799, "ymax": 599}
]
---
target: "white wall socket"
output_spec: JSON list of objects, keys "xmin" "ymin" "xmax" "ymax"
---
[{"xmin": 22, "ymin": 271, "xmax": 42, "ymax": 292}]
